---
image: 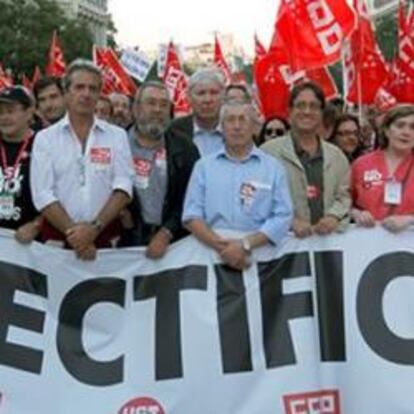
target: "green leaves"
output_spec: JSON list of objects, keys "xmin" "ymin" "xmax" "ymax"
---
[{"xmin": 0, "ymin": 0, "xmax": 94, "ymax": 80}]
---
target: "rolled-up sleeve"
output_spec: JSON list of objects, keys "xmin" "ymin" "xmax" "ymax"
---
[
  {"xmin": 182, "ymin": 159, "xmax": 206, "ymax": 223},
  {"xmin": 112, "ymin": 129, "xmax": 134, "ymax": 198},
  {"xmin": 30, "ymin": 132, "xmax": 58, "ymax": 211},
  {"xmin": 259, "ymin": 163, "xmax": 293, "ymax": 245}
]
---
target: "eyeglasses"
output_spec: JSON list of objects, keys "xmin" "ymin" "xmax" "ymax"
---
[
  {"xmin": 264, "ymin": 127, "xmax": 286, "ymax": 137},
  {"xmin": 293, "ymin": 101, "xmax": 321, "ymax": 112},
  {"xmin": 337, "ymin": 129, "xmax": 359, "ymax": 137}
]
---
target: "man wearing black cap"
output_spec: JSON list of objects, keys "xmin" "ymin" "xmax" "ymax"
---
[{"xmin": 0, "ymin": 86, "xmax": 41, "ymax": 243}]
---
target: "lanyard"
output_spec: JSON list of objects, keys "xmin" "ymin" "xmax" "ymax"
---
[{"xmin": 0, "ymin": 131, "xmax": 32, "ymax": 179}]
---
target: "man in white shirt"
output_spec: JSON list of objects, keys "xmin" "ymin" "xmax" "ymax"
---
[{"xmin": 31, "ymin": 59, "xmax": 134, "ymax": 260}]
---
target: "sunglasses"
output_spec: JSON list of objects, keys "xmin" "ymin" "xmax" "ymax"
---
[{"xmin": 265, "ymin": 127, "xmax": 286, "ymax": 137}]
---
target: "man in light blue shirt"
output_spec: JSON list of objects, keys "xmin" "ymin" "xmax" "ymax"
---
[{"xmin": 182, "ymin": 101, "xmax": 293, "ymax": 270}]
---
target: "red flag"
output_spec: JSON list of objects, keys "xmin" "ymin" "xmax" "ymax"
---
[
  {"xmin": 214, "ymin": 35, "xmax": 232, "ymax": 84},
  {"xmin": 93, "ymin": 46, "xmax": 117, "ymax": 95},
  {"xmin": 31, "ymin": 66, "xmax": 42, "ymax": 86},
  {"xmin": 0, "ymin": 63, "xmax": 13, "ymax": 90},
  {"xmin": 374, "ymin": 86, "xmax": 398, "ymax": 112},
  {"xmin": 162, "ymin": 42, "xmax": 191, "ymax": 115},
  {"xmin": 93, "ymin": 46, "xmax": 137, "ymax": 96},
  {"xmin": 274, "ymin": 0, "xmax": 356, "ymax": 71},
  {"xmin": 396, "ymin": 1, "xmax": 414, "ymax": 78},
  {"xmin": 256, "ymin": 29, "xmax": 337, "ymax": 119},
  {"xmin": 22, "ymin": 74, "xmax": 32, "ymax": 90},
  {"xmin": 389, "ymin": 60, "xmax": 414, "ymax": 103},
  {"xmin": 385, "ymin": 1, "xmax": 414, "ymax": 103},
  {"xmin": 45, "ymin": 31, "xmax": 66, "ymax": 78},
  {"xmin": 344, "ymin": 0, "xmax": 389, "ymax": 104},
  {"xmin": 304, "ymin": 67, "xmax": 337, "ymax": 99},
  {"xmin": 254, "ymin": 49, "xmax": 291, "ymax": 119}
]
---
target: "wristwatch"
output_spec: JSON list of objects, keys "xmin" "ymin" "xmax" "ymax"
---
[{"xmin": 241, "ymin": 237, "xmax": 252, "ymax": 253}]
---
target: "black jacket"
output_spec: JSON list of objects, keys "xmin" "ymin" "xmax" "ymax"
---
[
  {"xmin": 122, "ymin": 128, "xmax": 199, "ymax": 246},
  {"xmin": 169, "ymin": 115, "xmax": 194, "ymax": 144}
]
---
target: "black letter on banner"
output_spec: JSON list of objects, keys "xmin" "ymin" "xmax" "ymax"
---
[
  {"xmin": 134, "ymin": 265, "xmax": 207, "ymax": 381},
  {"xmin": 0, "ymin": 261, "xmax": 47, "ymax": 374},
  {"xmin": 215, "ymin": 264, "xmax": 253, "ymax": 374},
  {"xmin": 57, "ymin": 278, "xmax": 125, "ymax": 386},
  {"xmin": 357, "ymin": 252, "xmax": 414, "ymax": 364},
  {"xmin": 314, "ymin": 251, "xmax": 346, "ymax": 361},
  {"xmin": 258, "ymin": 252, "xmax": 313, "ymax": 368}
]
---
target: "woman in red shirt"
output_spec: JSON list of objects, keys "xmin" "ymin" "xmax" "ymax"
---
[{"xmin": 351, "ymin": 105, "xmax": 414, "ymax": 232}]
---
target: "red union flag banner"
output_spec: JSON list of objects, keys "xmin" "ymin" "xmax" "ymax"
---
[
  {"xmin": 214, "ymin": 35, "xmax": 232, "ymax": 84},
  {"xmin": 93, "ymin": 46, "xmax": 137, "ymax": 96},
  {"xmin": 344, "ymin": 0, "xmax": 389, "ymax": 104},
  {"xmin": 254, "ymin": 51, "xmax": 291, "ymax": 119},
  {"xmin": 275, "ymin": 0, "xmax": 356, "ymax": 71},
  {"xmin": 45, "ymin": 31, "xmax": 66, "ymax": 78},
  {"xmin": 284, "ymin": 390, "xmax": 341, "ymax": 414},
  {"xmin": 163, "ymin": 42, "xmax": 191, "ymax": 115},
  {"xmin": 387, "ymin": 0, "xmax": 414, "ymax": 103},
  {"xmin": 396, "ymin": 0, "xmax": 414, "ymax": 77}
]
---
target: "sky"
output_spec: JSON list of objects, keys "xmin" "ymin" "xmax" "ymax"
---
[{"xmin": 107, "ymin": 0, "xmax": 281, "ymax": 55}]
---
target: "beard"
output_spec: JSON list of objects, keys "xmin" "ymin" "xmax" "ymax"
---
[{"xmin": 137, "ymin": 118, "xmax": 168, "ymax": 139}]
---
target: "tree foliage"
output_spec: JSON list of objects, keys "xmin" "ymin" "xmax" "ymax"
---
[
  {"xmin": 0, "ymin": 0, "xmax": 94, "ymax": 79},
  {"xmin": 375, "ymin": 12, "xmax": 398, "ymax": 61}
]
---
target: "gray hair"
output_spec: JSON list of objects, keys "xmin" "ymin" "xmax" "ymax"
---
[
  {"xmin": 219, "ymin": 100, "xmax": 256, "ymax": 127},
  {"xmin": 134, "ymin": 81, "xmax": 171, "ymax": 104},
  {"xmin": 188, "ymin": 67, "xmax": 226, "ymax": 93},
  {"xmin": 63, "ymin": 59, "xmax": 102, "ymax": 91}
]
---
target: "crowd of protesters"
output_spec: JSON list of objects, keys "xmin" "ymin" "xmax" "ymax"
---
[{"xmin": 1, "ymin": 58, "xmax": 414, "ymax": 268}]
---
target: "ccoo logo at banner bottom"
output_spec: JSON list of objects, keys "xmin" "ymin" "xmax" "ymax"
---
[
  {"xmin": 283, "ymin": 389, "xmax": 340, "ymax": 414},
  {"xmin": 118, "ymin": 397, "xmax": 165, "ymax": 414}
]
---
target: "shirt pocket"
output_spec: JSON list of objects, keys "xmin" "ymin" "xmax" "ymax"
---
[{"xmin": 249, "ymin": 183, "xmax": 273, "ymax": 220}]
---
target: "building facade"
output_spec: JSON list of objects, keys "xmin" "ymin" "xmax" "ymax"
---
[{"xmin": 54, "ymin": 0, "xmax": 109, "ymax": 46}]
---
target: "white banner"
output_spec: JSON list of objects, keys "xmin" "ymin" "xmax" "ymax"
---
[
  {"xmin": 157, "ymin": 44, "xmax": 168, "ymax": 78},
  {"xmin": 0, "ymin": 228, "xmax": 413, "ymax": 414},
  {"xmin": 120, "ymin": 48, "xmax": 153, "ymax": 82}
]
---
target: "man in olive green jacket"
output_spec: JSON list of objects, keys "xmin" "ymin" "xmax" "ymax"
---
[{"xmin": 261, "ymin": 81, "xmax": 350, "ymax": 238}]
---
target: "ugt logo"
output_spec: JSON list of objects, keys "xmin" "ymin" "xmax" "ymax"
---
[
  {"xmin": 283, "ymin": 389, "xmax": 340, "ymax": 414},
  {"xmin": 118, "ymin": 397, "xmax": 165, "ymax": 414}
]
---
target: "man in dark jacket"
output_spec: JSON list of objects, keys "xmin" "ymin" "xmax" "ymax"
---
[
  {"xmin": 122, "ymin": 81, "xmax": 199, "ymax": 258},
  {"xmin": 169, "ymin": 67, "xmax": 225, "ymax": 157}
]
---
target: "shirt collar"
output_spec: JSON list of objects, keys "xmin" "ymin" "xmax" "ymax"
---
[
  {"xmin": 216, "ymin": 144, "xmax": 261, "ymax": 161},
  {"xmin": 292, "ymin": 131, "xmax": 323, "ymax": 160},
  {"xmin": 193, "ymin": 119, "xmax": 222, "ymax": 135},
  {"xmin": 61, "ymin": 114, "xmax": 107, "ymax": 133}
]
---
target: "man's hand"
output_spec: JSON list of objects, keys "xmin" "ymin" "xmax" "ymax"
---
[
  {"xmin": 15, "ymin": 220, "xmax": 40, "ymax": 244},
  {"xmin": 313, "ymin": 216, "xmax": 339, "ymax": 235},
  {"xmin": 146, "ymin": 229, "xmax": 172, "ymax": 259},
  {"xmin": 351, "ymin": 209, "xmax": 376, "ymax": 228},
  {"xmin": 66, "ymin": 223, "xmax": 98, "ymax": 251},
  {"xmin": 75, "ymin": 243, "xmax": 97, "ymax": 261},
  {"xmin": 219, "ymin": 240, "xmax": 250, "ymax": 270},
  {"xmin": 382, "ymin": 215, "xmax": 414, "ymax": 233},
  {"xmin": 292, "ymin": 218, "xmax": 313, "ymax": 238}
]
